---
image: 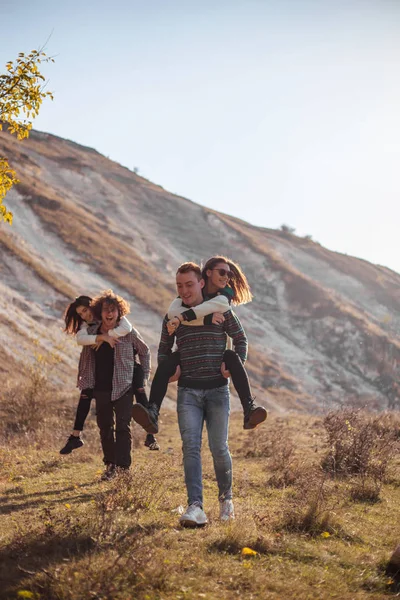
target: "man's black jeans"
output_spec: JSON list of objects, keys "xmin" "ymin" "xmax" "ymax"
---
[{"xmin": 94, "ymin": 388, "xmax": 133, "ymax": 469}]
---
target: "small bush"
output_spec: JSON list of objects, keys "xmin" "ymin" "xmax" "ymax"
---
[
  {"xmin": 0, "ymin": 348, "xmax": 61, "ymax": 437},
  {"xmin": 279, "ymin": 468, "xmax": 348, "ymax": 537},
  {"xmin": 349, "ymin": 479, "xmax": 381, "ymax": 503},
  {"xmin": 95, "ymin": 465, "xmax": 164, "ymax": 516},
  {"xmin": 321, "ymin": 409, "xmax": 399, "ymax": 489},
  {"xmin": 242, "ymin": 426, "xmax": 303, "ymax": 488},
  {"xmin": 280, "ymin": 224, "xmax": 296, "ymax": 235},
  {"xmin": 0, "ymin": 371, "xmax": 52, "ymax": 435}
]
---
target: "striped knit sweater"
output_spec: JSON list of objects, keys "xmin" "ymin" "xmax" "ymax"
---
[{"xmin": 158, "ymin": 309, "xmax": 248, "ymax": 389}]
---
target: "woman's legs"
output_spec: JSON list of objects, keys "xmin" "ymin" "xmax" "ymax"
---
[
  {"xmin": 149, "ymin": 352, "xmax": 181, "ymax": 409},
  {"xmin": 223, "ymin": 350, "xmax": 267, "ymax": 430},
  {"xmin": 132, "ymin": 362, "xmax": 160, "ymax": 450},
  {"xmin": 73, "ymin": 389, "xmax": 93, "ymax": 430},
  {"xmin": 132, "ymin": 352, "xmax": 181, "ymax": 434},
  {"xmin": 60, "ymin": 389, "xmax": 93, "ymax": 454}
]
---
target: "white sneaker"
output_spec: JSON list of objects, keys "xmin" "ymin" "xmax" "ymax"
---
[
  {"xmin": 179, "ymin": 504, "xmax": 208, "ymax": 527},
  {"xmin": 219, "ymin": 499, "xmax": 235, "ymax": 522}
]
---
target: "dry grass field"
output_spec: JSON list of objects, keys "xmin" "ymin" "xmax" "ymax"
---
[{"xmin": 0, "ymin": 364, "xmax": 399, "ymax": 600}]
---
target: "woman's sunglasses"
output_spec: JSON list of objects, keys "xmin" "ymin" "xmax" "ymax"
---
[{"xmin": 211, "ymin": 268, "xmax": 233, "ymax": 278}]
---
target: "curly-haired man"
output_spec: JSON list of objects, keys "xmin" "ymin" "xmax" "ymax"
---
[{"xmin": 78, "ymin": 289, "xmax": 151, "ymax": 480}]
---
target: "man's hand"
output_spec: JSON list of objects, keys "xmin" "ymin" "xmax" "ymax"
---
[
  {"xmin": 167, "ymin": 317, "xmax": 181, "ymax": 335},
  {"xmin": 212, "ymin": 312, "xmax": 225, "ymax": 325},
  {"xmin": 92, "ymin": 341, "xmax": 103, "ymax": 351},
  {"xmin": 168, "ymin": 365, "xmax": 181, "ymax": 383},
  {"xmin": 221, "ymin": 362, "xmax": 231, "ymax": 378}
]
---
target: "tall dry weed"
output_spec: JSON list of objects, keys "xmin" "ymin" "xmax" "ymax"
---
[
  {"xmin": 277, "ymin": 466, "xmax": 351, "ymax": 537},
  {"xmin": 241, "ymin": 425, "xmax": 304, "ymax": 487},
  {"xmin": 0, "ymin": 344, "xmax": 63, "ymax": 438},
  {"xmin": 321, "ymin": 409, "xmax": 399, "ymax": 501}
]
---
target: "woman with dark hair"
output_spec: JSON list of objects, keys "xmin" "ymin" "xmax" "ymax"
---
[
  {"xmin": 59, "ymin": 295, "xmax": 159, "ymax": 455},
  {"xmin": 132, "ymin": 256, "xmax": 267, "ymax": 435},
  {"xmin": 201, "ymin": 255, "xmax": 253, "ymax": 305}
]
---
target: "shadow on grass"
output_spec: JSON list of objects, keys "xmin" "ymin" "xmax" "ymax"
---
[
  {"xmin": 0, "ymin": 520, "xmax": 166, "ymax": 599},
  {"xmin": 0, "ymin": 482, "xmax": 99, "ymax": 515},
  {"xmin": 0, "ymin": 531, "xmax": 95, "ymax": 599},
  {"xmin": 1, "ymin": 481, "xmax": 99, "ymax": 500}
]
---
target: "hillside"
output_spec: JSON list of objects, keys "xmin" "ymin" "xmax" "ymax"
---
[{"xmin": 1, "ymin": 127, "xmax": 399, "ymax": 411}]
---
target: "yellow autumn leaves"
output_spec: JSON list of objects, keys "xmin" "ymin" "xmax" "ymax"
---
[
  {"xmin": 0, "ymin": 158, "xmax": 18, "ymax": 224},
  {"xmin": 0, "ymin": 48, "xmax": 54, "ymax": 224}
]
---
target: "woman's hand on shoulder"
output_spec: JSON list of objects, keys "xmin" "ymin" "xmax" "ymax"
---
[{"xmin": 212, "ymin": 312, "xmax": 225, "ymax": 325}]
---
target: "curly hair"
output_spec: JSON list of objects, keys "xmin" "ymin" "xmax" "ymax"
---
[
  {"xmin": 202, "ymin": 256, "xmax": 253, "ymax": 306},
  {"xmin": 90, "ymin": 289, "xmax": 130, "ymax": 321},
  {"xmin": 63, "ymin": 295, "xmax": 92, "ymax": 335}
]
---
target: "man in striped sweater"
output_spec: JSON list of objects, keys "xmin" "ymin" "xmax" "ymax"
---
[{"xmin": 159, "ymin": 262, "xmax": 248, "ymax": 527}]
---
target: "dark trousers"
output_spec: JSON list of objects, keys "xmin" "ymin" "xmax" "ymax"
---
[
  {"xmin": 132, "ymin": 362, "xmax": 149, "ymax": 408},
  {"xmin": 149, "ymin": 349, "xmax": 252, "ymax": 411},
  {"xmin": 72, "ymin": 363, "xmax": 146, "ymax": 432},
  {"xmin": 223, "ymin": 349, "xmax": 252, "ymax": 411},
  {"xmin": 73, "ymin": 389, "xmax": 94, "ymax": 431},
  {"xmin": 94, "ymin": 388, "xmax": 133, "ymax": 469},
  {"xmin": 149, "ymin": 351, "xmax": 181, "ymax": 409}
]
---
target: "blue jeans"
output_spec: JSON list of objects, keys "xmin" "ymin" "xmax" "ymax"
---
[{"xmin": 177, "ymin": 385, "xmax": 232, "ymax": 507}]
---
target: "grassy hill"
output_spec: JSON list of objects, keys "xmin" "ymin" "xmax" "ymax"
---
[{"xmin": 0, "ymin": 368, "xmax": 399, "ymax": 600}]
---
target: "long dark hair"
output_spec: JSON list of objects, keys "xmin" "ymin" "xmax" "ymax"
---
[
  {"xmin": 201, "ymin": 256, "xmax": 253, "ymax": 306},
  {"xmin": 63, "ymin": 295, "xmax": 92, "ymax": 335}
]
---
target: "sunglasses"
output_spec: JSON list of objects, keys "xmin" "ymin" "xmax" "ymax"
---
[{"xmin": 212, "ymin": 268, "xmax": 233, "ymax": 278}]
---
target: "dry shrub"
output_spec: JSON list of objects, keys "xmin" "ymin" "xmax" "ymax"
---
[
  {"xmin": 266, "ymin": 430, "xmax": 302, "ymax": 488},
  {"xmin": 279, "ymin": 467, "xmax": 348, "ymax": 537},
  {"xmin": 241, "ymin": 425, "xmax": 303, "ymax": 488},
  {"xmin": 95, "ymin": 465, "xmax": 164, "ymax": 516},
  {"xmin": 321, "ymin": 409, "xmax": 400, "ymax": 499},
  {"xmin": 0, "ymin": 368, "xmax": 53, "ymax": 436},
  {"xmin": 349, "ymin": 479, "xmax": 382, "ymax": 503},
  {"xmin": 30, "ymin": 541, "xmax": 171, "ymax": 600},
  {"xmin": 0, "ymin": 348, "xmax": 62, "ymax": 438},
  {"xmin": 322, "ymin": 409, "xmax": 400, "ymax": 503}
]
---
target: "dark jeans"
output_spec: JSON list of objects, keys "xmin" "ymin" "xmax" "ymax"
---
[
  {"xmin": 73, "ymin": 389, "xmax": 93, "ymax": 431},
  {"xmin": 72, "ymin": 363, "xmax": 147, "ymax": 431},
  {"xmin": 94, "ymin": 388, "xmax": 134, "ymax": 469},
  {"xmin": 149, "ymin": 349, "xmax": 252, "ymax": 412}
]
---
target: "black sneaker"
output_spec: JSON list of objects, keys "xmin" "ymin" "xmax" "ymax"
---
[
  {"xmin": 243, "ymin": 404, "xmax": 268, "ymax": 430},
  {"xmin": 132, "ymin": 403, "xmax": 159, "ymax": 434},
  {"xmin": 60, "ymin": 435, "xmax": 84, "ymax": 455},
  {"xmin": 144, "ymin": 434, "xmax": 160, "ymax": 451},
  {"xmin": 100, "ymin": 463, "xmax": 116, "ymax": 481}
]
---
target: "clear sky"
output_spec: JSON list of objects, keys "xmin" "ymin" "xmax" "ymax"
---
[{"xmin": 2, "ymin": 0, "xmax": 400, "ymax": 273}]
